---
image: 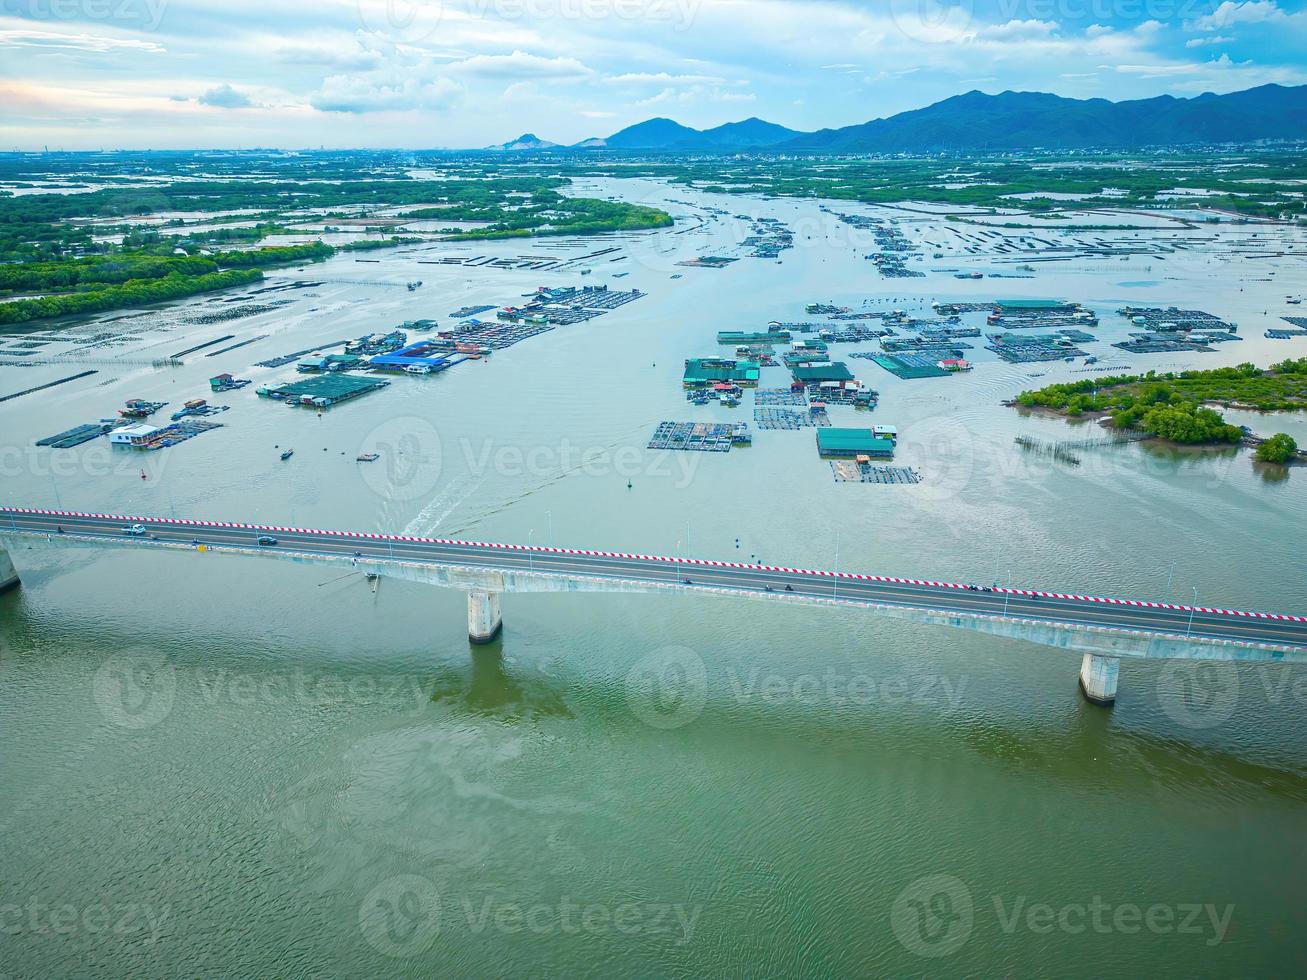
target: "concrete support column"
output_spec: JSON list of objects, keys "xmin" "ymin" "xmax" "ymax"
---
[
  {"xmin": 0, "ymin": 542, "xmax": 19, "ymax": 593},
  {"xmin": 1078, "ymin": 652, "xmax": 1120, "ymax": 706},
  {"xmin": 468, "ymin": 590, "xmax": 502, "ymax": 644}
]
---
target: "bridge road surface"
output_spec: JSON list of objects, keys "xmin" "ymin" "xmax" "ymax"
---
[{"xmin": 4, "ymin": 508, "xmax": 1307, "ymax": 651}]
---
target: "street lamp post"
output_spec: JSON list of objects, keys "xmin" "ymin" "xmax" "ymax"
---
[
  {"xmin": 528, "ymin": 529, "xmax": 533, "ymax": 571},
  {"xmin": 1166, "ymin": 560, "xmax": 1176, "ymax": 600},
  {"xmin": 47, "ymin": 469, "xmax": 63, "ymax": 510},
  {"xmin": 1187, "ymin": 586, "xmax": 1199, "ymax": 636}
]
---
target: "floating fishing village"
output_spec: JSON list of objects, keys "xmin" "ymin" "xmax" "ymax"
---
[{"xmin": 10, "ymin": 175, "xmax": 1307, "ymax": 495}]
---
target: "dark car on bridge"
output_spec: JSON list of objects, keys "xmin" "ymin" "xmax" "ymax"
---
[{"xmin": 256, "ymin": 535, "xmax": 278, "ymax": 546}]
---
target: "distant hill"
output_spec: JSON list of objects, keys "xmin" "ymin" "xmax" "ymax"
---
[
  {"xmin": 481, "ymin": 84, "xmax": 1307, "ymax": 153},
  {"xmin": 781, "ymin": 84, "xmax": 1307, "ymax": 152},
  {"xmin": 698, "ymin": 117, "xmax": 803, "ymax": 148},
  {"xmin": 593, "ymin": 116, "xmax": 802, "ymax": 150},
  {"xmin": 483, "ymin": 133, "xmax": 558, "ymax": 151}
]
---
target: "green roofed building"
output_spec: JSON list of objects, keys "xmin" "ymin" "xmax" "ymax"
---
[
  {"xmin": 996, "ymin": 299, "xmax": 1076, "ymax": 312},
  {"xmin": 717, "ymin": 330, "xmax": 792, "ymax": 345},
  {"xmin": 683, "ymin": 358, "xmax": 761, "ymax": 387},
  {"xmin": 258, "ymin": 373, "xmax": 389, "ymax": 408},
  {"xmin": 816, "ymin": 428, "xmax": 895, "ymax": 458},
  {"xmin": 792, "ymin": 362, "xmax": 854, "ymax": 384}
]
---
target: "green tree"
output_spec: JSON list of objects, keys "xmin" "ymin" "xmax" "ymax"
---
[{"xmin": 1255, "ymin": 433, "xmax": 1298, "ymax": 464}]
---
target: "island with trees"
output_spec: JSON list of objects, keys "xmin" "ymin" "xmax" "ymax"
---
[{"xmin": 1013, "ymin": 360, "xmax": 1307, "ymax": 453}]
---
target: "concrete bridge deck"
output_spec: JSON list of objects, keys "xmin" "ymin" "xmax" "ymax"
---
[{"xmin": 3, "ymin": 506, "xmax": 1305, "ymax": 706}]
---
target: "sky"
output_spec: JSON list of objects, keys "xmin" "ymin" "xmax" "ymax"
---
[{"xmin": 2, "ymin": 0, "xmax": 1306, "ymax": 149}]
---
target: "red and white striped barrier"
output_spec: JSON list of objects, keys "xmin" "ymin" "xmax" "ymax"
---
[{"xmin": 5, "ymin": 506, "xmax": 1305, "ymax": 624}]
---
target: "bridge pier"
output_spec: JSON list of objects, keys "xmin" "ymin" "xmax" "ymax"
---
[
  {"xmin": 0, "ymin": 542, "xmax": 19, "ymax": 593},
  {"xmin": 1078, "ymin": 653, "xmax": 1120, "ymax": 706},
  {"xmin": 468, "ymin": 590, "xmax": 502, "ymax": 644}
]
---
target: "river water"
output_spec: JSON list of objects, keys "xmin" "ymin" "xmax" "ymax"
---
[{"xmin": 2, "ymin": 179, "xmax": 1306, "ymax": 976}]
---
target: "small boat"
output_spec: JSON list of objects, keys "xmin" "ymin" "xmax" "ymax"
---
[
  {"xmin": 356, "ymin": 452, "xmax": 380, "ymax": 462},
  {"xmin": 280, "ymin": 449, "xmax": 294, "ymax": 461}
]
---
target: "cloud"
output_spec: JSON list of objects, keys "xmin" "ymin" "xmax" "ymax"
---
[
  {"xmin": 1111, "ymin": 63, "xmax": 1202, "ymax": 76},
  {"xmin": 450, "ymin": 50, "xmax": 592, "ymax": 80},
  {"xmin": 308, "ymin": 48, "xmax": 591, "ymax": 114},
  {"xmin": 639, "ymin": 84, "xmax": 755, "ymax": 107},
  {"xmin": 4, "ymin": 0, "xmax": 1305, "ymax": 147},
  {"xmin": 311, "ymin": 67, "xmax": 463, "ymax": 114},
  {"xmin": 979, "ymin": 20, "xmax": 1059, "ymax": 41},
  {"xmin": 0, "ymin": 29, "xmax": 164, "ymax": 54},
  {"xmin": 197, "ymin": 84, "xmax": 257, "ymax": 108},
  {"xmin": 274, "ymin": 43, "xmax": 383, "ymax": 72},
  {"xmin": 608, "ymin": 72, "xmax": 728, "ymax": 85},
  {"xmin": 1189, "ymin": 1, "xmax": 1288, "ymax": 31}
]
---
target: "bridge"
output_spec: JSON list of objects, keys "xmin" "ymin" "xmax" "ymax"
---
[{"xmin": 3, "ymin": 506, "xmax": 1305, "ymax": 707}]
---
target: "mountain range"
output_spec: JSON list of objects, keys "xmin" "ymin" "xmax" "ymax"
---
[{"xmin": 483, "ymin": 83, "xmax": 1307, "ymax": 153}]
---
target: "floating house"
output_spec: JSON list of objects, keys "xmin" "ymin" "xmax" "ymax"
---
[
  {"xmin": 110, "ymin": 423, "xmax": 163, "ymax": 446},
  {"xmin": 683, "ymin": 358, "xmax": 761, "ymax": 388},
  {"xmin": 368, "ymin": 339, "xmax": 454, "ymax": 374},
  {"xmin": 258, "ymin": 374, "xmax": 390, "ymax": 408},
  {"xmin": 717, "ymin": 329, "xmax": 792, "ymax": 345},
  {"xmin": 817, "ymin": 428, "xmax": 895, "ymax": 458},
  {"xmin": 792, "ymin": 362, "xmax": 855, "ymax": 385},
  {"xmin": 994, "ymin": 299, "xmax": 1077, "ymax": 313}
]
